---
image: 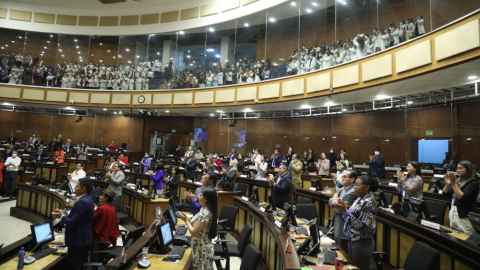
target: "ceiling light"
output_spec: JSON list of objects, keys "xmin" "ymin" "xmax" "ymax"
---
[
  {"xmin": 301, "ymin": 105, "xmax": 310, "ymax": 109},
  {"xmin": 76, "ymin": 46, "xmax": 79, "ymax": 48},
  {"xmin": 59, "ymin": 49, "xmax": 62, "ymax": 52},
  {"xmin": 3, "ymin": 102, "xmax": 12, "ymax": 105},
  {"xmin": 165, "ymin": 110, "xmax": 169, "ymax": 113},
  {"xmin": 342, "ymin": 108, "xmax": 347, "ymax": 111},
  {"xmin": 206, "ymin": 49, "xmax": 214, "ymax": 52},
  {"xmin": 19, "ymin": 36, "xmax": 22, "ymax": 38},
  {"xmin": 99, "ymin": 43, "xmax": 102, "ymax": 45},
  {"xmin": 42, "ymin": 51, "xmax": 44, "ymax": 54},
  {"xmin": 128, "ymin": 60, "xmax": 131, "ymax": 63},
  {"xmin": 78, "ymin": 51, "xmax": 81, "ymax": 54},
  {"xmin": 468, "ymin": 75, "xmax": 477, "ymax": 80},
  {"xmin": 269, "ymin": 18, "xmax": 276, "ymax": 22},
  {"xmin": 107, "ymin": 50, "xmax": 110, "ymax": 52},
  {"xmin": 65, "ymin": 107, "xmax": 74, "ymax": 110},
  {"xmin": 312, "ymin": 2, "xmax": 318, "ymax": 6},
  {"xmin": 179, "ymin": 31, "xmax": 185, "ymax": 34},
  {"xmin": 216, "ymin": 110, "xmax": 222, "ymax": 112},
  {"xmin": 157, "ymin": 52, "xmax": 160, "ymax": 55},
  {"xmin": 114, "ymin": 112, "xmax": 117, "ymax": 114},
  {"xmin": 40, "ymin": 54, "xmax": 43, "ymax": 56},
  {"xmin": 209, "ymin": 27, "xmax": 214, "ymax": 32},
  {"xmin": 62, "ymin": 54, "xmax": 64, "ymax": 57},
  {"xmin": 210, "ymin": 114, "xmax": 214, "ymax": 116},
  {"xmin": 44, "ymin": 46, "xmax": 47, "ymax": 49},
  {"xmin": 291, "ymin": 2, "xmax": 296, "ymax": 6},
  {"xmin": 342, "ymin": 1, "xmax": 346, "ymax": 5},
  {"xmin": 118, "ymin": 55, "xmax": 122, "ymax": 58},
  {"xmin": 215, "ymin": 54, "xmax": 220, "ymax": 58},
  {"xmin": 47, "ymin": 41, "xmax": 50, "ymax": 43},
  {"xmin": 50, "ymin": 35, "xmax": 53, "ymax": 37},
  {"xmin": 244, "ymin": 23, "xmax": 249, "ymax": 27},
  {"xmin": 137, "ymin": 55, "xmax": 140, "ymax": 58},
  {"xmin": 103, "ymin": 108, "xmax": 107, "ymax": 111},
  {"xmin": 74, "ymin": 39, "xmax": 77, "ymax": 42},
  {"xmin": 325, "ymin": 101, "xmax": 335, "ymax": 106},
  {"xmin": 113, "ymin": 56, "xmax": 115, "ymax": 58},
  {"xmin": 407, "ymin": 101, "xmax": 413, "ymax": 104},
  {"xmin": 1, "ymin": 47, "xmax": 3, "ymax": 49},
  {"xmin": 187, "ymin": 55, "xmax": 190, "ymax": 58},
  {"xmin": 376, "ymin": 94, "xmax": 388, "ymax": 99},
  {"xmin": 126, "ymin": 48, "xmax": 130, "ymax": 51},
  {"xmin": 244, "ymin": 108, "xmax": 252, "ymax": 112},
  {"xmin": 12, "ymin": 41, "xmax": 15, "ymax": 43},
  {"xmin": 306, "ymin": 9, "xmax": 312, "ymax": 13}
]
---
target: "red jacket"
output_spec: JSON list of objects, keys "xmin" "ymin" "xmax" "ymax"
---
[
  {"xmin": 92, "ymin": 203, "xmax": 120, "ymax": 246},
  {"xmin": 213, "ymin": 158, "xmax": 223, "ymax": 171},
  {"xmin": 0, "ymin": 162, "xmax": 4, "ymax": 183}
]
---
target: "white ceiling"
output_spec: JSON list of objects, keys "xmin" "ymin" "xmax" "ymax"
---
[
  {"xmin": 9, "ymin": 0, "xmax": 198, "ymax": 10},
  {"xmin": 3, "ymin": 58, "xmax": 480, "ymax": 117}
]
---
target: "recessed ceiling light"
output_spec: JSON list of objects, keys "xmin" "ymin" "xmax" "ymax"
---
[
  {"xmin": 76, "ymin": 46, "xmax": 79, "ymax": 48},
  {"xmin": 210, "ymin": 114, "xmax": 214, "ymax": 116},
  {"xmin": 244, "ymin": 23, "xmax": 249, "ymax": 27},
  {"xmin": 376, "ymin": 94, "xmax": 388, "ymax": 99},
  {"xmin": 12, "ymin": 41, "xmax": 15, "ymax": 43},
  {"xmin": 209, "ymin": 27, "xmax": 214, "ymax": 32},
  {"xmin": 325, "ymin": 101, "xmax": 335, "ymax": 106},
  {"xmin": 216, "ymin": 110, "xmax": 222, "ymax": 112},
  {"xmin": 59, "ymin": 49, "xmax": 62, "ymax": 52},
  {"xmin": 114, "ymin": 112, "xmax": 117, "ymax": 114},
  {"xmin": 126, "ymin": 49, "xmax": 130, "ymax": 51},
  {"xmin": 306, "ymin": 9, "xmax": 312, "ymax": 13},
  {"xmin": 44, "ymin": 46, "xmax": 47, "ymax": 49},
  {"xmin": 62, "ymin": 55, "xmax": 64, "ymax": 57},
  {"xmin": 74, "ymin": 39, "xmax": 77, "ymax": 42},
  {"xmin": 244, "ymin": 108, "xmax": 252, "ymax": 112},
  {"xmin": 312, "ymin": 2, "xmax": 318, "ymax": 6},
  {"xmin": 103, "ymin": 108, "xmax": 107, "ymax": 111},
  {"xmin": 342, "ymin": 108, "xmax": 347, "ymax": 111},
  {"xmin": 3, "ymin": 102, "xmax": 12, "ymax": 105},
  {"xmin": 179, "ymin": 31, "xmax": 185, "ymax": 34},
  {"xmin": 157, "ymin": 52, "xmax": 160, "ymax": 55},
  {"xmin": 165, "ymin": 110, "xmax": 169, "ymax": 113},
  {"xmin": 269, "ymin": 18, "xmax": 276, "ymax": 22},
  {"xmin": 468, "ymin": 75, "xmax": 477, "ymax": 80},
  {"xmin": 291, "ymin": 2, "xmax": 296, "ymax": 6},
  {"xmin": 50, "ymin": 35, "xmax": 53, "ymax": 37},
  {"xmin": 99, "ymin": 43, "xmax": 102, "ymax": 45},
  {"xmin": 300, "ymin": 105, "xmax": 310, "ymax": 109},
  {"xmin": 407, "ymin": 101, "xmax": 413, "ymax": 104},
  {"xmin": 66, "ymin": 107, "xmax": 74, "ymax": 110}
]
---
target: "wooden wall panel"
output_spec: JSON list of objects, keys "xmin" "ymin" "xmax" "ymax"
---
[
  {"xmin": 120, "ymin": 15, "xmax": 139, "ymax": 26},
  {"xmin": 100, "ymin": 16, "xmax": 119, "ymax": 26},
  {"xmin": 141, "ymin": 116, "xmax": 195, "ymax": 151},
  {"xmin": 78, "ymin": 16, "xmax": 98, "ymax": 26},
  {"xmin": 56, "ymin": 15, "xmax": 77, "ymax": 25},
  {"xmin": 34, "ymin": 13, "xmax": 55, "ymax": 24},
  {"xmin": 201, "ymin": 3, "xmax": 220, "ymax": 17},
  {"xmin": 140, "ymin": 14, "xmax": 159, "ymax": 25},
  {"xmin": 0, "ymin": 8, "xmax": 7, "ymax": 19},
  {"xmin": 161, "ymin": 11, "xmax": 179, "ymax": 23},
  {"xmin": 9, "ymin": 10, "xmax": 32, "ymax": 22},
  {"xmin": 181, "ymin": 7, "xmax": 199, "ymax": 21}
]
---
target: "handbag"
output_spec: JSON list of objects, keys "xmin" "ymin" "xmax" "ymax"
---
[{"xmin": 392, "ymin": 202, "xmax": 412, "ymax": 217}]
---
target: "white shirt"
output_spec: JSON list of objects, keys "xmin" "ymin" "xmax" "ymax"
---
[
  {"xmin": 70, "ymin": 169, "xmax": 86, "ymax": 188},
  {"xmin": 5, "ymin": 157, "xmax": 21, "ymax": 171}
]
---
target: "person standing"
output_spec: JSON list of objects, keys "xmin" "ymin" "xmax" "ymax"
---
[
  {"xmin": 35, "ymin": 144, "xmax": 47, "ymax": 163},
  {"xmin": 184, "ymin": 173, "xmax": 217, "ymax": 215},
  {"xmin": 164, "ymin": 166, "xmax": 180, "ymax": 199},
  {"xmin": 269, "ymin": 149, "xmax": 283, "ymax": 169},
  {"xmin": 179, "ymin": 188, "xmax": 218, "ymax": 270},
  {"xmin": 3, "ymin": 151, "xmax": 21, "ymax": 199},
  {"xmin": 52, "ymin": 178, "xmax": 94, "ymax": 270},
  {"xmin": 64, "ymin": 139, "xmax": 75, "ymax": 154},
  {"xmin": 369, "ymin": 147, "xmax": 385, "ymax": 180},
  {"xmin": 221, "ymin": 160, "xmax": 237, "ymax": 191},
  {"xmin": 267, "ymin": 164, "xmax": 292, "ymax": 209},
  {"xmin": 329, "ymin": 169, "xmax": 358, "ymax": 252},
  {"xmin": 7, "ymin": 132, "xmax": 17, "ymax": 145},
  {"xmin": 77, "ymin": 143, "xmax": 88, "ymax": 161},
  {"xmin": 317, "ymin": 152, "xmax": 330, "ymax": 177},
  {"xmin": 285, "ymin": 146, "xmax": 295, "ymax": 167},
  {"xmin": 108, "ymin": 140, "xmax": 116, "ymax": 152},
  {"xmin": 148, "ymin": 163, "xmax": 164, "ymax": 195},
  {"xmin": 303, "ymin": 148, "xmax": 316, "ymax": 167},
  {"xmin": 327, "ymin": 148, "xmax": 338, "ymax": 168},
  {"xmin": 396, "ymin": 161, "xmax": 424, "ymax": 200},
  {"xmin": 182, "ymin": 152, "xmax": 198, "ymax": 181},
  {"xmin": 139, "ymin": 152, "xmax": 151, "ymax": 174},
  {"xmin": 228, "ymin": 148, "xmax": 238, "ymax": 164},
  {"xmin": 442, "ymin": 161, "xmax": 479, "ymax": 234},
  {"xmin": 334, "ymin": 175, "xmax": 378, "ymax": 270},
  {"xmin": 67, "ymin": 163, "xmax": 86, "ymax": 189},
  {"xmin": 54, "ymin": 145, "xmax": 65, "ymax": 165},
  {"xmin": 289, "ymin": 154, "xmax": 303, "ymax": 205},
  {"xmin": 105, "ymin": 164, "xmax": 126, "ymax": 196}
]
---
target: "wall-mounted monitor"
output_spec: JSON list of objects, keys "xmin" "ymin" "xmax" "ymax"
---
[{"xmin": 418, "ymin": 140, "xmax": 448, "ymax": 164}]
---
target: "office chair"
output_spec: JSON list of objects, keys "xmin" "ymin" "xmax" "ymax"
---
[
  {"xmin": 91, "ymin": 188, "xmax": 103, "ymax": 205},
  {"xmin": 213, "ymin": 244, "xmax": 262, "ymax": 270},
  {"xmin": 425, "ymin": 200, "xmax": 448, "ymax": 225},
  {"xmin": 373, "ymin": 241, "xmax": 440, "ymax": 270},
  {"xmin": 296, "ymin": 204, "xmax": 333, "ymax": 236},
  {"xmin": 236, "ymin": 183, "xmax": 248, "ymax": 197},
  {"xmin": 83, "ymin": 250, "xmax": 110, "ymax": 270},
  {"xmin": 217, "ymin": 205, "xmax": 239, "ymax": 235},
  {"xmin": 112, "ymin": 196, "xmax": 131, "ymax": 223},
  {"xmin": 298, "ymin": 197, "xmax": 311, "ymax": 204},
  {"xmin": 214, "ymin": 222, "xmax": 253, "ymax": 270},
  {"xmin": 107, "ymin": 226, "xmax": 146, "ymax": 259},
  {"xmin": 384, "ymin": 192, "xmax": 393, "ymax": 206}
]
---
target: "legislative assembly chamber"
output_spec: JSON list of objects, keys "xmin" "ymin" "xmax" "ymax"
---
[{"xmin": 1, "ymin": 0, "xmax": 480, "ymax": 270}]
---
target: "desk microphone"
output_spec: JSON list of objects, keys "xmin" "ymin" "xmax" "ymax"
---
[
  {"xmin": 301, "ymin": 226, "xmax": 334, "ymax": 266},
  {"xmin": 24, "ymin": 231, "xmax": 54, "ymax": 264}
]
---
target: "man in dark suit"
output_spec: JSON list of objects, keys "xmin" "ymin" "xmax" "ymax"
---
[
  {"xmin": 327, "ymin": 148, "xmax": 338, "ymax": 168},
  {"xmin": 52, "ymin": 178, "xmax": 94, "ymax": 270},
  {"xmin": 35, "ymin": 144, "xmax": 48, "ymax": 163},
  {"xmin": 228, "ymin": 148, "xmax": 238, "ymax": 164},
  {"xmin": 269, "ymin": 149, "xmax": 283, "ymax": 169},
  {"xmin": 57, "ymin": 134, "xmax": 64, "ymax": 145},
  {"xmin": 33, "ymin": 135, "xmax": 44, "ymax": 149},
  {"xmin": 64, "ymin": 139, "xmax": 75, "ymax": 154},
  {"xmin": 182, "ymin": 152, "xmax": 197, "ymax": 180},
  {"xmin": 330, "ymin": 169, "xmax": 359, "ymax": 253},
  {"xmin": 267, "ymin": 164, "xmax": 292, "ymax": 209}
]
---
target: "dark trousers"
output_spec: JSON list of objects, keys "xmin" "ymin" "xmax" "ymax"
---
[
  {"xmin": 68, "ymin": 246, "xmax": 89, "ymax": 270},
  {"xmin": 5, "ymin": 171, "xmax": 18, "ymax": 197},
  {"xmin": 348, "ymin": 238, "xmax": 374, "ymax": 270}
]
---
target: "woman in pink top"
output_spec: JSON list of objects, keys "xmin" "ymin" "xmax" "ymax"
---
[{"xmin": 108, "ymin": 140, "xmax": 116, "ymax": 152}]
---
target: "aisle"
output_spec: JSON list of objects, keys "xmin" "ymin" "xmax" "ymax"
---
[{"xmin": 0, "ymin": 200, "xmax": 31, "ymax": 246}]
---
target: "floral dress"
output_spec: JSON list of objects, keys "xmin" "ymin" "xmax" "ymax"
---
[{"xmin": 191, "ymin": 207, "xmax": 214, "ymax": 270}]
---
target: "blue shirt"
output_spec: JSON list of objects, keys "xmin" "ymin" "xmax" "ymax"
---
[{"xmin": 190, "ymin": 184, "xmax": 217, "ymax": 216}]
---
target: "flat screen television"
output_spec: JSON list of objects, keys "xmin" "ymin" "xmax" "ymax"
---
[{"xmin": 418, "ymin": 140, "xmax": 448, "ymax": 164}]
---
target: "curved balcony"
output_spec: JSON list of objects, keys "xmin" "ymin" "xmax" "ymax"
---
[{"xmin": 0, "ymin": 1, "xmax": 480, "ymax": 109}]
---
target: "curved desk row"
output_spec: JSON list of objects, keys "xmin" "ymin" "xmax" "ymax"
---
[{"xmin": 296, "ymin": 188, "xmax": 480, "ymax": 270}]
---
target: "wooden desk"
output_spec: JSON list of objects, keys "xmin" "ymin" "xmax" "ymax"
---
[
  {"xmin": 296, "ymin": 188, "xmax": 480, "ymax": 270},
  {"xmin": 178, "ymin": 181, "xmax": 236, "ymax": 214}
]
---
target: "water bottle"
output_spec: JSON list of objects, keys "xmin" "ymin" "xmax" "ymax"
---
[{"xmin": 17, "ymin": 247, "xmax": 25, "ymax": 269}]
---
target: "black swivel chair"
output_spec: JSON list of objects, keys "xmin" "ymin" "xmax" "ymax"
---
[
  {"xmin": 214, "ymin": 244, "xmax": 262, "ymax": 270},
  {"xmin": 425, "ymin": 200, "xmax": 448, "ymax": 225},
  {"xmin": 91, "ymin": 188, "xmax": 103, "ymax": 205},
  {"xmin": 296, "ymin": 204, "xmax": 333, "ymax": 236},
  {"xmin": 217, "ymin": 205, "xmax": 239, "ymax": 234},
  {"xmin": 298, "ymin": 197, "xmax": 311, "ymax": 204},
  {"xmin": 214, "ymin": 222, "xmax": 253, "ymax": 270},
  {"xmin": 373, "ymin": 241, "xmax": 440, "ymax": 270},
  {"xmin": 107, "ymin": 226, "xmax": 146, "ymax": 259},
  {"xmin": 384, "ymin": 192, "xmax": 394, "ymax": 206},
  {"xmin": 235, "ymin": 183, "xmax": 248, "ymax": 197},
  {"xmin": 112, "ymin": 196, "xmax": 131, "ymax": 223},
  {"xmin": 83, "ymin": 250, "xmax": 110, "ymax": 270}
]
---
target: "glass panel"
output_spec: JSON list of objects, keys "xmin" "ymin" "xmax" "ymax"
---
[
  {"xmin": 146, "ymin": 33, "xmax": 177, "ymax": 89},
  {"xmin": 0, "ymin": 29, "xmax": 26, "ymax": 84},
  {"xmin": 117, "ymin": 35, "xmax": 149, "ymax": 90},
  {"xmin": 431, "ymin": 0, "xmax": 480, "ymax": 30},
  {"xmin": 266, "ymin": 2, "xmax": 299, "ymax": 80},
  {"xmin": 378, "ymin": 0, "xmax": 431, "ymax": 44},
  {"xmin": 235, "ymin": 11, "xmax": 266, "ymax": 84},
  {"xmin": 205, "ymin": 20, "xmax": 237, "ymax": 88},
  {"xmin": 176, "ymin": 28, "xmax": 204, "ymax": 89},
  {"xmin": 23, "ymin": 32, "xmax": 59, "ymax": 86}
]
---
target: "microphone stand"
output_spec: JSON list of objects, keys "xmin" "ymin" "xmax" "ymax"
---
[
  {"xmin": 26, "ymin": 231, "xmax": 54, "ymax": 261},
  {"xmin": 301, "ymin": 226, "xmax": 334, "ymax": 264}
]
